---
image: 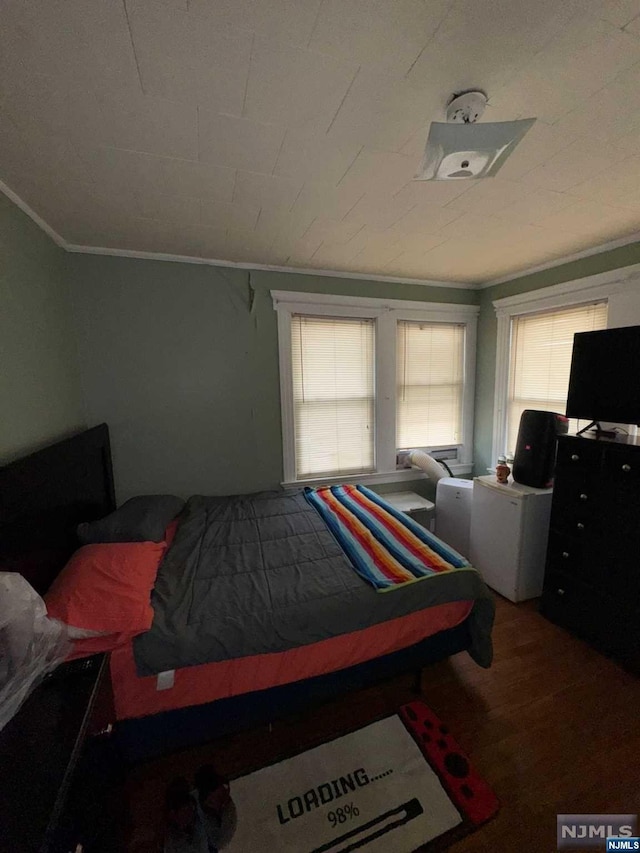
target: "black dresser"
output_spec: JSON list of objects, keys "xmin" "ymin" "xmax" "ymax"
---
[{"xmin": 541, "ymin": 433, "xmax": 640, "ymax": 671}]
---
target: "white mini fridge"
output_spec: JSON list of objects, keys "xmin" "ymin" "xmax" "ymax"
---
[{"xmin": 469, "ymin": 475, "xmax": 553, "ymax": 602}]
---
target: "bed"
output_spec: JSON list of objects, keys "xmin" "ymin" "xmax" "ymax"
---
[{"xmin": 1, "ymin": 426, "xmax": 494, "ymax": 762}]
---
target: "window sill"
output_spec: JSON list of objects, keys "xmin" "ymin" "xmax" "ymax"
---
[{"xmin": 282, "ymin": 463, "xmax": 473, "ymax": 490}]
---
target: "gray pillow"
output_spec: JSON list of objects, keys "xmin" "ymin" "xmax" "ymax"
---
[{"xmin": 77, "ymin": 495, "xmax": 185, "ymax": 544}]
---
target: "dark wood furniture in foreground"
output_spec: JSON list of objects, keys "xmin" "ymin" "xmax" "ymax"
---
[
  {"xmin": 0, "ymin": 425, "xmax": 117, "ymax": 852},
  {"xmin": 541, "ymin": 433, "xmax": 640, "ymax": 672},
  {"xmin": 0, "ymin": 655, "xmax": 116, "ymax": 853}
]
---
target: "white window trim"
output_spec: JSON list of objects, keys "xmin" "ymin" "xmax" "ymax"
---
[
  {"xmin": 272, "ymin": 290, "xmax": 479, "ymax": 487},
  {"xmin": 490, "ymin": 266, "xmax": 640, "ymax": 465}
]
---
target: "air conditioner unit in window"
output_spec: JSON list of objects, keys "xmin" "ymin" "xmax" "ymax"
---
[{"xmin": 430, "ymin": 447, "xmax": 459, "ymax": 461}]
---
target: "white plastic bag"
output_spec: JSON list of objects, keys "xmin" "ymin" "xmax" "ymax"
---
[{"xmin": 0, "ymin": 572, "xmax": 71, "ymax": 731}]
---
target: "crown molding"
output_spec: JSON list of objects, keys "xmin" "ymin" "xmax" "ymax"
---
[
  {"xmin": 65, "ymin": 242, "xmax": 478, "ymax": 289},
  {"xmin": 481, "ymin": 229, "xmax": 640, "ymax": 288},
  {"xmin": 271, "ymin": 288, "xmax": 481, "ymax": 315},
  {"xmin": 6, "ymin": 180, "xmax": 640, "ymax": 290},
  {"xmin": 492, "ymin": 261, "xmax": 640, "ymax": 315},
  {"xmin": 0, "ymin": 180, "xmax": 477, "ymax": 290},
  {"xmin": 5, "ymin": 179, "xmax": 640, "ymax": 293},
  {"xmin": 0, "ymin": 179, "xmax": 66, "ymax": 247}
]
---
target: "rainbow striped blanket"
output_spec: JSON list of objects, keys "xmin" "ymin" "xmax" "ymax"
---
[{"xmin": 304, "ymin": 484, "xmax": 472, "ymax": 591}]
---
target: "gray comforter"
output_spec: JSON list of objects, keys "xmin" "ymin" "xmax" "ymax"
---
[{"xmin": 133, "ymin": 491, "xmax": 495, "ymax": 676}]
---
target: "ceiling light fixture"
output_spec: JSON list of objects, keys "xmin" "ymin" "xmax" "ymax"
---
[{"xmin": 415, "ymin": 91, "xmax": 535, "ymax": 181}]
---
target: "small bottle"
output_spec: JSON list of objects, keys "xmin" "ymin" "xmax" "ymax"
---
[{"xmin": 496, "ymin": 455, "xmax": 511, "ymax": 484}]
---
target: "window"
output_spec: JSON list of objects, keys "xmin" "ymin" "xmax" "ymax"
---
[
  {"xmin": 273, "ymin": 291, "xmax": 478, "ymax": 485},
  {"xmin": 291, "ymin": 315, "xmax": 375, "ymax": 479},
  {"xmin": 506, "ymin": 302, "xmax": 607, "ymax": 453},
  {"xmin": 492, "ymin": 279, "xmax": 613, "ymax": 465},
  {"xmin": 396, "ymin": 321, "xmax": 465, "ymax": 450}
]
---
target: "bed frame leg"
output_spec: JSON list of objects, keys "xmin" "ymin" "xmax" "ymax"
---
[{"xmin": 411, "ymin": 668, "xmax": 422, "ymax": 695}]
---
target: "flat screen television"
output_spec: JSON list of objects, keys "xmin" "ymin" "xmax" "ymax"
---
[{"xmin": 566, "ymin": 325, "xmax": 640, "ymax": 426}]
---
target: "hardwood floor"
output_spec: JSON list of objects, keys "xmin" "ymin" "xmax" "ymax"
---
[{"xmin": 125, "ymin": 597, "xmax": 640, "ymax": 852}]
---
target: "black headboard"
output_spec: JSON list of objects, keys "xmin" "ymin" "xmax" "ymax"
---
[{"xmin": 0, "ymin": 424, "xmax": 116, "ymax": 594}]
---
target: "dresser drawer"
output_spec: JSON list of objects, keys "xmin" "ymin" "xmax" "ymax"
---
[
  {"xmin": 602, "ymin": 445, "xmax": 640, "ymax": 516},
  {"xmin": 546, "ymin": 530, "xmax": 598, "ymax": 583},
  {"xmin": 541, "ymin": 570, "xmax": 638, "ymax": 655},
  {"xmin": 603, "ymin": 445, "xmax": 640, "ymax": 482},
  {"xmin": 550, "ymin": 512, "xmax": 597, "ymax": 539},
  {"xmin": 602, "ymin": 540, "xmax": 640, "ymax": 603},
  {"xmin": 550, "ymin": 479, "xmax": 599, "ymax": 525},
  {"xmin": 547, "ymin": 529, "xmax": 640, "ymax": 601},
  {"xmin": 555, "ymin": 438, "xmax": 603, "ymax": 475}
]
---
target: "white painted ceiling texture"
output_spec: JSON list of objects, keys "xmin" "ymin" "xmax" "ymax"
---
[{"xmin": 2, "ymin": 0, "xmax": 640, "ymax": 284}]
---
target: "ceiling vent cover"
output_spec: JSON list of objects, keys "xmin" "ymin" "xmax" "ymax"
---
[{"xmin": 416, "ymin": 91, "xmax": 535, "ymax": 181}]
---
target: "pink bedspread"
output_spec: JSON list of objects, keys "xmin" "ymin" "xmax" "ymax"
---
[{"xmin": 110, "ymin": 600, "xmax": 472, "ymax": 720}]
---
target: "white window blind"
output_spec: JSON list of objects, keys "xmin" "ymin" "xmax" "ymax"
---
[
  {"xmin": 396, "ymin": 321, "xmax": 465, "ymax": 449},
  {"xmin": 506, "ymin": 301, "xmax": 607, "ymax": 454},
  {"xmin": 291, "ymin": 314, "xmax": 375, "ymax": 479}
]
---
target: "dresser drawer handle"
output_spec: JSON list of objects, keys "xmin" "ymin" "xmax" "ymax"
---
[
  {"xmin": 622, "ymin": 463, "xmax": 631, "ymax": 473},
  {"xmin": 579, "ymin": 493, "xmax": 588, "ymax": 501},
  {"xmin": 557, "ymin": 588, "xmax": 565, "ymax": 596},
  {"xmin": 576, "ymin": 522, "xmax": 585, "ymax": 530},
  {"xmin": 562, "ymin": 551, "xmax": 569, "ymax": 559},
  {"xmin": 571, "ymin": 454, "xmax": 579, "ymax": 462}
]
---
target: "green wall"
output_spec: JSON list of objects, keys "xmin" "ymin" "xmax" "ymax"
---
[
  {"xmin": 473, "ymin": 242, "xmax": 640, "ymax": 475},
  {"xmin": 6, "ymin": 178, "xmax": 639, "ymax": 497},
  {"xmin": 68, "ymin": 253, "xmax": 479, "ymax": 501},
  {"xmin": 0, "ymin": 193, "xmax": 85, "ymax": 463}
]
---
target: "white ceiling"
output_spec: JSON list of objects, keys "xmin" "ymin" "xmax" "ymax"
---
[{"xmin": 2, "ymin": 0, "xmax": 640, "ymax": 284}]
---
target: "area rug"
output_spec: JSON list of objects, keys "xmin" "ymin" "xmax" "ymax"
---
[{"xmin": 223, "ymin": 700, "xmax": 498, "ymax": 852}]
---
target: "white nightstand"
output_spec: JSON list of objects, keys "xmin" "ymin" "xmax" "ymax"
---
[{"xmin": 382, "ymin": 491, "xmax": 435, "ymax": 529}]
